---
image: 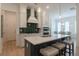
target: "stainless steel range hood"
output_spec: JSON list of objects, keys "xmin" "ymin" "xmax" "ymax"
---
[{"xmin": 28, "ymin": 8, "xmax": 38, "ymax": 23}]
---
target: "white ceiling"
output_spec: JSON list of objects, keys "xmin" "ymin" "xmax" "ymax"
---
[
  {"xmin": 24, "ymin": 3, "xmax": 76, "ymax": 19},
  {"xmin": 19, "ymin": 3, "xmax": 76, "ymax": 19}
]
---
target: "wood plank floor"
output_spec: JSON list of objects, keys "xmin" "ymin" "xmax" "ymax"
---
[
  {"xmin": 76, "ymin": 47, "xmax": 79, "ymax": 56},
  {"xmin": 1, "ymin": 40, "xmax": 24, "ymax": 56},
  {"xmin": 0, "ymin": 40, "xmax": 79, "ymax": 56}
]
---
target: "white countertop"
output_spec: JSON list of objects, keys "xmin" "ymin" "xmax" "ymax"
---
[{"xmin": 24, "ymin": 34, "xmax": 70, "ymax": 45}]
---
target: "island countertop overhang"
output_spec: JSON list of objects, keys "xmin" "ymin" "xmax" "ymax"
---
[{"xmin": 24, "ymin": 35, "xmax": 70, "ymax": 45}]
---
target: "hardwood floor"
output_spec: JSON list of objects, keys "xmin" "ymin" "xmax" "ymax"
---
[
  {"xmin": 76, "ymin": 47, "xmax": 79, "ymax": 56},
  {"xmin": 1, "ymin": 40, "xmax": 24, "ymax": 56},
  {"xmin": 0, "ymin": 40, "xmax": 79, "ymax": 56}
]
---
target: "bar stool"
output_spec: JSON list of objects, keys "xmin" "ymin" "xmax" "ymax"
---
[
  {"xmin": 64, "ymin": 40, "xmax": 74, "ymax": 56},
  {"xmin": 52, "ymin": 42, "xmax": 65, "ymax": 56},
  {"xmin": 40, "ymin": 46, "xmax": 59, "ymax": 56}
]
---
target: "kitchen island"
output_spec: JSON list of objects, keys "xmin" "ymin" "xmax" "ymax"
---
[{"xmin": 24, "ymin": 34, "xmax": 70, "ymax": 56}]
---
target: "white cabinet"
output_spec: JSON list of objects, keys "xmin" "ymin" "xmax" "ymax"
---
[
  {"xmin": 19, "ymin": 34, "xmax": 25, "ymax": 47},
  {"xmin": 19, "ymin": 33, "xmax": 41, "ymax": 47},
  {"xmin": 19, "ymin": 4, "xmax": 27, "ymax": 27}
]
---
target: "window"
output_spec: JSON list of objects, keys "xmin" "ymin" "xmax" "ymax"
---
[
  {"xmin": 58, "ymin": 22, "xmax": 61, "ymax": 33},
  {"xmin": 65, "ymin": 22, "xmax": 69, "ymax": 32}
]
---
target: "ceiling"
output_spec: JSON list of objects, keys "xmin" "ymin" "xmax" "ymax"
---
[
  {"xmin": 19, "ymin": 3, "xmax": 76, "ymax": 20},
  {"xmin": 25, "ymin": 3, "xmax": 76, "ymax": 19}
]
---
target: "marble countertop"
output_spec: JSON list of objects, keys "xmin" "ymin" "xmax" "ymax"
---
[{"xmin": 24, "ymin": 34, "xmax": 70, "ymax": 45}]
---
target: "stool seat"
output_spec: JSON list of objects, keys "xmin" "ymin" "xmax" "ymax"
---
[
  {"xmin": 64, "ymin": 40, "xmax": 73, "ymax": 45},
  {"xmin": 40, "ymin": 46, "xmax": 59, "ymax": 56},
  {"xmin": 52, "ymin": 43, "xmax": 65, "ymax": 49}
]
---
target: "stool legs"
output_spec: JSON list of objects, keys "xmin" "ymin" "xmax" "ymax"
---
[
  {"xmin": 72, "ymin": 43, "xmax": 74, "ymax": 56},
  {"xmin": 69, "ymin": 44, "xmax": 71, "ymax": 56},
  {"xmin": 64, "ymin": 47, "xmax": 66, "ymax": 56},
  {"xmin": 65, "ymin": 43, "xmax": 74, "ymax": 56}
]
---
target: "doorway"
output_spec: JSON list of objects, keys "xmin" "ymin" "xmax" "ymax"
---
[
  {"xmin": 3, "ymin": 10, "xmax": 16, "ymax": 43},
  {"xmin": 2, "ymin": 10, "xmax": 17, "ymax": 55}
]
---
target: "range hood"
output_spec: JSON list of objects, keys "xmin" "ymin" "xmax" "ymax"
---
[{"xmin": 28, "ymin": 8, "xmax": 38, "ymax": 23}]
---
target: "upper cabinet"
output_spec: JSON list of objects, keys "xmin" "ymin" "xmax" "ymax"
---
[
  {"xmin": 34, "ymin": 9, "xmax": 38, "ymax": 19},
  {"xmin": 19, "ymin": 4, "xmax": 27, "ymax": 27},
  {"xmin": 27, "ymin": 8, "xmax": 31, "ymax": 20}
]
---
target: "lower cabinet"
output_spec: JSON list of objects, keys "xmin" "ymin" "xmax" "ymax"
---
[{"xmin": 19, "ymin": 34, "xmax": 26, "ymax": 47}]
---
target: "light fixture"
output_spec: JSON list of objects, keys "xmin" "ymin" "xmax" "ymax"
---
[
  {"xmin": 59, "ymin": 16, "xmax": 62, "ymax": 19},
  {"xmin": 46, "ymin": 5, "xmax": 49, "ymax": 9},
  {"xmin": 37, "ymin": 7, "xmax": 41, "ymax": 13}
]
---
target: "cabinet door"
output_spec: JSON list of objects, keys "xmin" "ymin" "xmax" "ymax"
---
[
  {"xmin": 20, "ymin": 5, "xmax": 27, "ymax": 27},
  {"xmin": 27, "ymin": 8, "xmax": 31, "ymax": 20},
  {"xmin": 34, "ymin": 9, "xmax": 38, "ymax": 19}
]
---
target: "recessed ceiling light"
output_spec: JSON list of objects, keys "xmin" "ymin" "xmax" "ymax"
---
[{"xmin": 46, "ymin": 5, "xmax": 49, "ymax": 9}]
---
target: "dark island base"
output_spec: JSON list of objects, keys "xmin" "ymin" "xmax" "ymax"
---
[{"xmin": 24, "ymin": 37, "xmax": 70, "ymax": 56}]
